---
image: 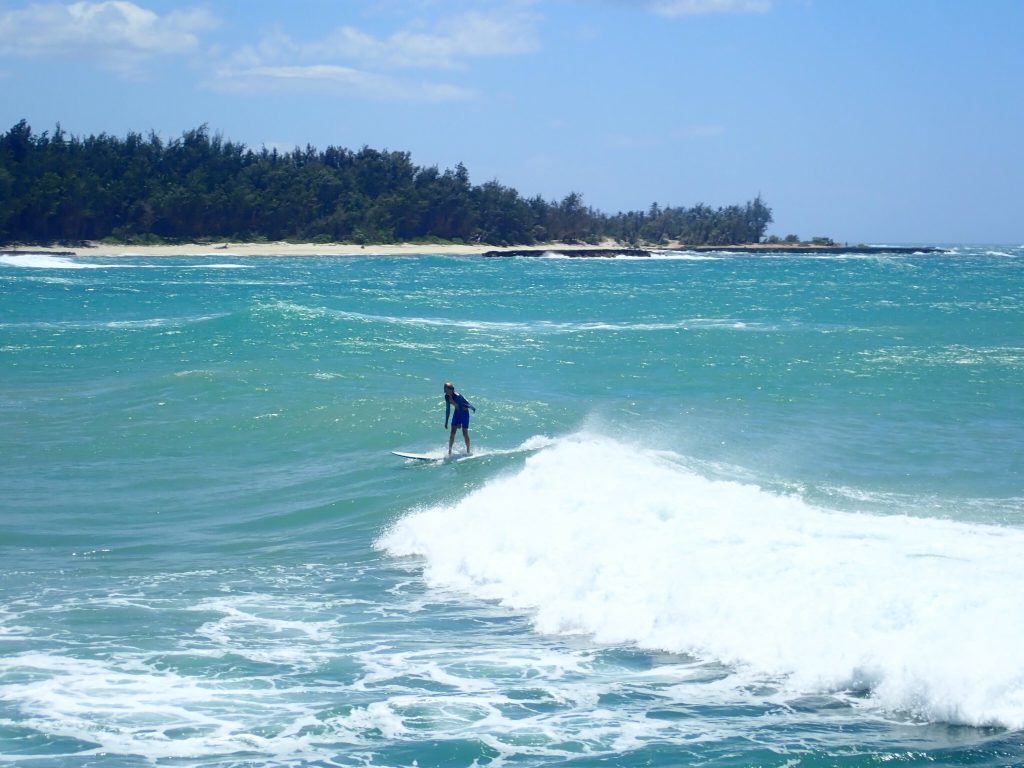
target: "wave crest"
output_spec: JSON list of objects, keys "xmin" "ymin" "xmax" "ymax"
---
[{"xmin": 379, "ymin": 433, "xmax": 1024, "ymax": 728}]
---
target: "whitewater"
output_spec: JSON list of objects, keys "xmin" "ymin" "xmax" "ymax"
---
[{"xmin": 1, "ymin": 246, "xmax": 1022, "ymax": 767}]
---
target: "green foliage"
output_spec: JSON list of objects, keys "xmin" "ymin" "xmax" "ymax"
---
[{"xmin": 0, "ymin": 121, "xmax": 773, "ymax": 247}]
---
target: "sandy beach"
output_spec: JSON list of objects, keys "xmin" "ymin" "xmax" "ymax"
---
[
  {"xmin": 2, "ymin": 240, "xmax": 942, "ymax": 258},
  {"xmin": 1, "ymin": 241, "xmax": 626, "ymax": 258}
]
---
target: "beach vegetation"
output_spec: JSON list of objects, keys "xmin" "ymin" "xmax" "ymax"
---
[{"xmin": 0, "ymin": 121, "xmax": 773, "ymax": 248}]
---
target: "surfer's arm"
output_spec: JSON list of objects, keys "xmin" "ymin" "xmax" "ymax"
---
[{"xmin": 444, "ymin": 395, "xmax": 451, "ymax": 427}]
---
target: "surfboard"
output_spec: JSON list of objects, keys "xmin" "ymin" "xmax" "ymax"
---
[
  {"xmin": 391, "ymin": 451, "xmax": 439, "ymax": 461},
  {"xmin": 392, "ymin": 450, "xmax": 479, "ymax": 462}
]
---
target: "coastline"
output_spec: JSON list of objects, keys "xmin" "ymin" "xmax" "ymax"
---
[
  {"xmin": 0, "ymin": 240, "xmax": 945, "ymax": 258},
  {"xmin": 1, "ymin": 241, "xmax": 528, "ymax": 258}
]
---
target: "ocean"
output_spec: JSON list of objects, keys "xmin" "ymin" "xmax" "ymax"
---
[{"xmin": 1, "ymin": 246, "xmax": 1022, "ymax": 767}]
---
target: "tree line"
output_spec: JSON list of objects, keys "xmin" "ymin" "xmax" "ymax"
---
[{"xmin": 0, "ymin": 121, "xmax": 773, "ymax": 247}]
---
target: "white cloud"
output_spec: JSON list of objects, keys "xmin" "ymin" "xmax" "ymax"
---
[
  {"xmin": 209, "ymin": 64, "xmax": 476, "ymax": 103},
  {"xmin": 377, "ymin": 10, "xmax": 540, "ymax": 69},
  {"xmin": 242, "ymin": 9, "xmax": 539, "ymax": 71},
  {"xmin": 648, "ymin": 0, "xmax": 772, "ymax": 16},
  {"xmin": 0, "ymin": 1, "xmax": 217, "ymax": 76},
  {"xmin": 210, "ymin": 6, "xmax": 539, "ymax": 101}
]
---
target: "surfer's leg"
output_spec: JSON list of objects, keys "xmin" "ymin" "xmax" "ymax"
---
[
  {"xmin": 448, "ymin": 427, "xmax": 457, "ymax": 455},
  {"xmin": 463, "ymin": 427, "xmax": 471, "ymax": 455}
]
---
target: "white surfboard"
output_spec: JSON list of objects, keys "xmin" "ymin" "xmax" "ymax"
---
[
  {"xmin": 391, "ymin": 451, "xmax": 439, "ymax": 461},
  {"xmin": 392, "ymin": 450, "xmax": 479, "ymax": 462}
]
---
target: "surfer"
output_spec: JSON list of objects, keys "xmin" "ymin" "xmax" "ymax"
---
[{"xmin": 443, "ymin": 382, "xmax": 476, "ymax": 455}]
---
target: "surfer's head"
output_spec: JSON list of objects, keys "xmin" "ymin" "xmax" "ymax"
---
[{"xmin": 443, "ymin": 382, "xmax": 455, "ymax": 393}]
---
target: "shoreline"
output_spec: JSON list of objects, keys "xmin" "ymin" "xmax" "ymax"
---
[
  {"xmin": 2, "ymin": 241, "xmax": 522, "ymax": 258},
  {"xmin": 1, "ymin": 240, "xmax": 946, "ymax": 258}
]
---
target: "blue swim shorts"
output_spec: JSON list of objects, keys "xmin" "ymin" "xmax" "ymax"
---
[{"xmin": 451, "ymin": 409, "xmax": 470, "ymax": 429}]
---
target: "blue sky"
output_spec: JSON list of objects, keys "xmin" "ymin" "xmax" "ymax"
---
[{"xmin": 1, "ymin": 0, "xmax": 1021, "ymax": 244}]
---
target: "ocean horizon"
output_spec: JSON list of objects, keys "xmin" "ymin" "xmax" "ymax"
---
[{"xmin": 2, "ymin": 245, "xmax": 1022, "ymax": 767}]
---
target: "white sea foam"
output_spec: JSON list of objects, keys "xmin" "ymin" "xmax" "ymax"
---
[
  {"xmin": 0, "ymin": 651, "xmax": 335, "ymax": 761},
  {"xmin": 0, "ymin": 253, "xmax": 249, "ymax": 269},
  {"xmin": 4, "ymin": 583, "xmax": 666, "ymax": 764},
  {"xmin": 1, "ymin": 313, "xmax": 228, "ymax": 331},
  {"xmin": 266, "ymin": 300, "xmax": 782, "ymax": 335},
  {"xmin": 191, "ymin": 596, "xmax": 340, "ymax": 669},
  {"xmin": 379, "ymin": 433, "xmax": 1024, "ymax": 729},
  {"xmin": 0, "ymin": 253, "xmax": 108, "ymax": 269},
  {"xmin": 648, "ymin": 251, "xmax": 721, "ymax": 260},
  {"xmin": 531, "ymin": 251, "xmax": 720, "ymax": 261}
]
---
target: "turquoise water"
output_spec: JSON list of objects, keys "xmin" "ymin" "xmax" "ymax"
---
[{"xmin": 2, "ymin": 246, "xmax": 1022, "ymax": 767}]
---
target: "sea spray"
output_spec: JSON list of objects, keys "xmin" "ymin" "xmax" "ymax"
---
[{"xmin": 380, "ymin": 433, "xmax": 1024, "ymax": 728}]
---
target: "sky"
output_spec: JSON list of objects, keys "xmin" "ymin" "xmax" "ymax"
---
[{"xmin": 1, "ymin": 0, "xmax": 1021, "ymax": 244}]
